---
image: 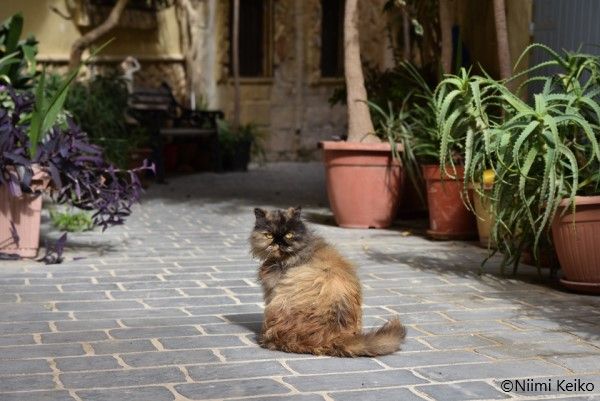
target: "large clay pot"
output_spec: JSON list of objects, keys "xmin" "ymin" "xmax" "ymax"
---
[
  {"xmin": 552, "ymin": 196, "xmax": 600, "ymax": 293},
  {"xmin": 422, "ymin": 164, "xmax": 477, "ymax": 240},
  {"xmin": 0, "ymin": 168, "xmax": 48, "ymax": 258},
  {"xmin": 321, "ymin": 141, "xmax": 404, "ymax": 228}
]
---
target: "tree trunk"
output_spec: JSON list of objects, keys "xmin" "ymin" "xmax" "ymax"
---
[
  {"xmin": 69, "ymin": 0, "xmax": 130, "ymax": 70},
  {"xmin": 232, "ymin": 0, "xmax": 241, "ymax": 132},
  {"xmin": 438, "ymin": 0, "xmax": 452, "ymax": 74},
  {"xmin": 402, "ymin": 5, "xmax": 411, "ymax": 62},
  {"xmin": 493, "ymin": 0, "xmax": 512, "ymax": 81},
  {"xmin": 344, "ymin": 0, "xmax": 377, "ymax": 143}
]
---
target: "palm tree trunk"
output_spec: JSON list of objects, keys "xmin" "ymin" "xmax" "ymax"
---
[
  {"xmin": 344, "ymin": 0, "xmax": 377, "ymax": 143},
  {"xmin": 438, "ymin": 0, "xmax": 452, "ymax": 74},
  {"xmin": 493, "ymin": 0, "xmax": 512, "ymax": 81},
  {"xmin": 232, "ymin": 0, "xmax": 241, "ymax": 132}
]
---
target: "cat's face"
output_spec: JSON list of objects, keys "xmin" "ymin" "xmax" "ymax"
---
[{"xmin": 250, "ymin": 207, "xmax": 307, "ymax": 261}]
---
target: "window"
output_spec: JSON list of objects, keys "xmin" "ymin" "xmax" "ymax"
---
[
  {"xmin": 320, "ymin": 0, "xmax": 345, "ymax": 77},
  {"xmin": 229, "ymin": 0, "xmax": 273, "ymax": 77}
]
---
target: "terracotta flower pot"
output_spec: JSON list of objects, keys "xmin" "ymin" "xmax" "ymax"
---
[
  {"xmin": 0, "ymin": 168, "xmax": 48, "ymax": 258},
  {"xmin": 320, "ymin": 141, "xmax": 404, "ymax": 228},
  {"xmin": 552, "ymin": 195, "xmax": 600, "ymax": 293},
  {"xmin": 422, "ymin": 164, "xmax": 477, "ymax": 240}
]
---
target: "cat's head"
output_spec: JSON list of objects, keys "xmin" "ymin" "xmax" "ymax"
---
[{"xmin": 249, "ymin": 206, "xmax": 308, "ymax": 261}]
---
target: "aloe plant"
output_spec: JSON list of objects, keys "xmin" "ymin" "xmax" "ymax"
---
[{"xmin": 437, "ymin": 45, "xmax": 600, "ymax": 271}]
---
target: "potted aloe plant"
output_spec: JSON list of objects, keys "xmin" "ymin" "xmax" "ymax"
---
[
  {"xmin": 442, "ymin": 44, "xmax": 600, "ymax": 286},
  {"xmin": 320, "ymin": 0, "xmax": 404, "ymax": 228}
]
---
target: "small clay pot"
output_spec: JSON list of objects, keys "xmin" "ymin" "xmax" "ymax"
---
[{"xmin": 422, "ymin": 164, "xmax": 477, "ymax": 240}]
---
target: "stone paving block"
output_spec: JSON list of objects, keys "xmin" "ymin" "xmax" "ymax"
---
[
  {"xmin": 200, "ymin": 279, "xmax": 254, "ymax": 288},
  {"xmin": 0, "ymin": 344, "xmax": 85, "ymax": 359},
  {"xmin": 109, "ymin": 326, "xmax": 201, "ymax": 339},
  {"xmin": 55, "ymin": 355, "xmax": 122, "ymax": 372},
  {"xmin": 175, "ymin": 378, "xmax": 291, "ymax": 400},
  {"xmin": 96, "ymin": 275, "xmax": 163, "ymax": 283},
  {"xmin": 188, "ymin": 360, "xmax": 290, "ymax": 381},
  {"xmin": 284, "ymin": 370, "xmax": 428, "ymax": 392},
  {"xmin": 55, "ymin": 300, "xmax": 143, "ymax": 311},
  {"xmin": 54, "ymin": 319, "xmax": 121, "ymax": 332},
  {"xmin": 159, "ymin": 335, "xmax": 246, "ymax": 349},
  {"xmin": 476, "ymin": 341, "xmax": 599, "ymax": 360},
  {"xmin": 121, "ymin": 349, "xmax": 218, "ymax": 367},
  {"xmin": 120, "ymin": 315, "xmax": 224, "ymax": 327},
  {"xmin": 91, "ymin": 339, "xmax": 157, "ymax": 355},
  {"xmin": 546, "ymin": 355, "xmax": 600, "ymax": 374},
  {"xmin": 123, "ymin": 281, "xmax": 202, "ymax": 290},
  {"xmin": 328, "ymin": 388, "xmax": 425, "ymax": 401},
  {"xmin": 60, "ymin": 367, "xmax": 185, "ymax": 389},
  {"xmin": 416, "ymin": 381, "xmax": 510, "ymax": 400},
  {"xmin": 220, "ymin": 346, "xmax": 315, "ymax": 361},
  {"xmin": 0, "ymin": 334, "xmax": 36, "ymax": 346},
  {"xmin": 0, "ymin": 322, "xmax": 49, "ymax": 335},
  {"xmin": 415, "ymin": 321, "xmax": 516, "ymax": 335},
  {"xmin": 187, "ymin": 304, "xmax": 263, "ymax": 316},
  {"xmin": 0, "ymin": 359, "xmax": 52, "ymax": 375},
  {"xmin": 74, "ymin": 308, "xmax": 188, "ymax": 320},
  {"xmin": 377, "ymin": 349, "xmax": 492, "ymax": 368},
  {"xmin": 61, "ymin": 283, "xmax": 121, "ymax": 292},
  {"xmin": 0, "ymin": 285, "xmax": 59, "ymax": 294},
  {"xmin": 479, "ymin": 330, "xmax": 583, "ymax": 345},
  {"xmin": 420, "ymin": 334, "xmax": 498, "ymax": 350},
  {"xmin": 76, "ymin": 386, "xmax": 175, "ymax": 401},
  {"xmin": 0, "ymin": 311, "xmax": 71, "ymax": 323},
  {"xmin": 109, "ymin": 289, "xmax": 183, "ymax": 299},
  {"xmin": 20, "ymin": 292, "xmax": 110, "ymax": 302},
  {"xmin": 0, "ymin": 390, "xmax": 77, "ymax": 401},
  {"xmin": 443, "ymin": 308, "xmax": 523, "ymax": 321},
  {"xmin": 41, "ymin": 330, "xmax": 109, "ymax": 344},
  {"xmin": 202, "ymin": 321, "xmax": 260, "ymax": 335},
  {"xmin": 144, "ymin": 296, "xmax": 237, "ymax": 308},
  {"xmin": 229, "ymin": 395, "xmax": 326, "ymax": 401},
  {"xmin": 286, "ymin": 357, "xmax": 382, "ymax": 374},
  {"xmin": 0, "ymin": 374, "xmax": 56, "ymax": 392},
  {"xmin": 416, "ymin": 359, "xmax": 569, "ymax": 381}
]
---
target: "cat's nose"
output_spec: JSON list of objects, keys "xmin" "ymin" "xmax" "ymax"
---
[{"xmin": 272, "ymin": 244, "xmax": 279, "ymax": 250}]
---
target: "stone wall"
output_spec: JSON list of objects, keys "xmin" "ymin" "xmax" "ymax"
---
[{"xmin": 214, "ymin": 0, "xmax": 391, "ymax": 161}]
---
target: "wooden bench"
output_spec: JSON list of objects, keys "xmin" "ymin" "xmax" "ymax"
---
[{"xmin": 127, "ymin": 84, "xmax": 224, "ymax": 182}]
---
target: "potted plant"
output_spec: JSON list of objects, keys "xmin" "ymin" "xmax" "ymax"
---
[
  {"xmin": 0, "ymin": 20, "xmax": 151, "ymax": 258},
  {"xmin": 320, "ymin": 0, "xmax": 404, "ymax": 229},
  {"xmin": 217, "ymin": 120, "xmax": 265, "ymax": 172},
  {"xmin": 512, "ymin": 45, "xmax": 600, "ymax": 289}
]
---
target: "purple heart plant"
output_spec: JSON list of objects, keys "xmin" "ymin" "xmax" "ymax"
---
[{"xmin": 0, "ymin": 79, "xmax": 154, "ymax": 232}]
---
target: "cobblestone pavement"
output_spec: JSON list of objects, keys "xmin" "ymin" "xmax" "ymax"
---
[{"xmin": 1, "ymin": 162, "xmax": 599, "ymax": 401}]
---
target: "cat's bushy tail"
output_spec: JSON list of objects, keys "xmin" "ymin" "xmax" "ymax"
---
[{"xmin": 334, "ymin": 318, "xmax": 406, "ymax": 357}]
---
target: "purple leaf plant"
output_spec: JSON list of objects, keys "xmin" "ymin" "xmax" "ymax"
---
[{"xmin": 1, "ymin": 82, "xmax": 154, "ymax": 233}]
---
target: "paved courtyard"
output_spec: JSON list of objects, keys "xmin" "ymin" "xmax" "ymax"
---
[{"xmin": 0, "ymin": 162, "xmax": 599, "ymax": 401}]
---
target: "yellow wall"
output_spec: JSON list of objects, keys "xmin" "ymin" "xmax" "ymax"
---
[{"xmin": 0, "ymin": 0, "xmax": 182, "ymax": 62}]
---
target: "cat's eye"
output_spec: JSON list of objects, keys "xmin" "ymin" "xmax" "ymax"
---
[
  {"xmin": 285, "ymin": 233, "xmax": 293, "ymax": 239},
  {"xmin": 264, "ymin": 233, "xmax": 273, "ymax": 239}
]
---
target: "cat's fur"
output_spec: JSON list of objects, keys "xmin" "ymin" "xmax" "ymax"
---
[{"xmin": 249, "ymin": 206, "xmax": 405, "ymax": 357}]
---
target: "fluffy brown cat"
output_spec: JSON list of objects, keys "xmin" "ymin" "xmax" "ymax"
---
[{"xmin": 249, "ymin": 206, "xmax": 405, "ymax": 357}]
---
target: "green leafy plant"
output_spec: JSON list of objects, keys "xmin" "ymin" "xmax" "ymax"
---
[
  {"xmin": 217, "ymin": 120, "xmax": 267, "ymax": 168},
  {"xmin": 50, "ymin": 210, "xmax": 94, "ymax": 232},
  {"xmin": 0, "ymin": 13, "xmax": 38, "ymax": 89},
  {"xmin": 437, "ymin": 44, "xmax": 600, "ymax": 271}
]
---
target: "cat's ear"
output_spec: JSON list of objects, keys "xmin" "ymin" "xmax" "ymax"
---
[
  {"xmin": 254, "ymin": 208, "xmax": 267, "ymax": 220},
  {"xmin": 287, "ymin": 206, "xmax": 302, "ymax": 220}
]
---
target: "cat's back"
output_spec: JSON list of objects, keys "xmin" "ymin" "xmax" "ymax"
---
[{"xmin": 285, "ymin": 242, "xmax": 359, "ymax": 291}]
